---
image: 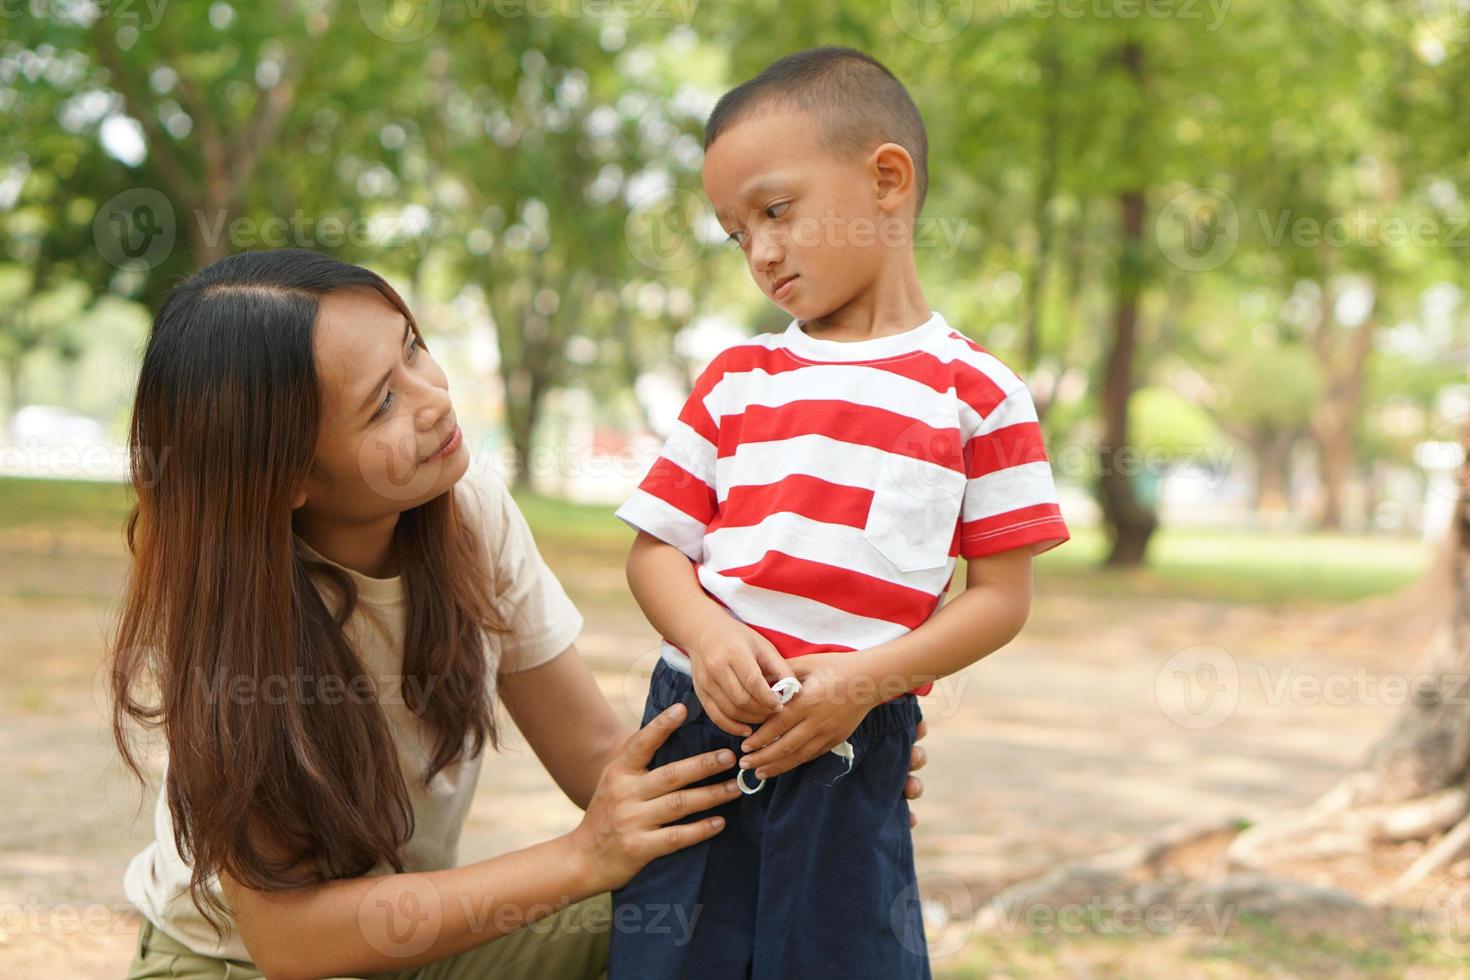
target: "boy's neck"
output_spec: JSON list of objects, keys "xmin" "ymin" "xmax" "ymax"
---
[{"xmin": 797, "ymin": 251, "xmax": 931, "ymax": 342}]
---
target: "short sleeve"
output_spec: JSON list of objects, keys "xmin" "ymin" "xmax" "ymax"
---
[
  {"xmin": 458, "ymin": 466, "xmax": 584, "ymax": 674},
  {"xmin": 959, "ymin": 384, "xmax": 1070, "ymax": 559},
  {"xmin": 613, "ymin": 359, "xmax": 723, "ymax": 563}
]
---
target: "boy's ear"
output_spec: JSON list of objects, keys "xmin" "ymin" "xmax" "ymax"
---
[{"xmin": 869, "ymin": 142, "xmax": 918, "ymax": 216}]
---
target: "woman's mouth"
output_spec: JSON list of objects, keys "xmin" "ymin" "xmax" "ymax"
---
[
  {"xmin": 773, "ymin": 275, "xmax": 798, "ymax": 300},
  {"xmin": 423, "ymin": 425, "xmax": 462, "ymax": 463}
]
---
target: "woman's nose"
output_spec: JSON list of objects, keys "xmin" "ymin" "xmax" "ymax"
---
[{"xmin": 414, "ymin": 383, "xmax": 453, "ymax": 429}]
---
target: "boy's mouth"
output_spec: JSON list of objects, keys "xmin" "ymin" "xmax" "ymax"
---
[{"xmin": 772, "ymin": 274, "xmax": 799, "ymax": 299}]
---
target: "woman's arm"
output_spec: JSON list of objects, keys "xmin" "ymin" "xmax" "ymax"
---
[
  {"xmin": 497, "ymin": 642, "xmax": 630, "ymax": 810},
  {"xmin": 223, "ymin": 830, "xmax": 597, "ymax": 980},
  {"xmin": 223, "ymin": 703, "xmax": 737, "ymax": 980}
]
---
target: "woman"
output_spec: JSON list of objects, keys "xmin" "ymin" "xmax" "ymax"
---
[{"xmin": 112, "ymin": 249, "xmax": 928, "ymax": 980}]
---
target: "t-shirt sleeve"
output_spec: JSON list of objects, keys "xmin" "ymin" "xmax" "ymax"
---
[
  {"xmin": 613, "ymin": 359, "xmax": 722, "ymax": 563},
  {"xmin": 461, "ymin": 466, "xmax": 584, "ymax": 674},
  {"xmin": 959, "ymin": 384, "xmax": 1070, "ymax": 559}
]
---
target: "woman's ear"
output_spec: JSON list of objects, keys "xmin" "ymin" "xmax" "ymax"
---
[{"xmin": 290, "ymin": 486, "xmax": 307, "ymax": 510}]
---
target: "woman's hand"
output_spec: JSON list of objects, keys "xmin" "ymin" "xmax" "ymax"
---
[
  {"xmin": 906, "ymin": 718, "xmax": 927, "ymax": 828},
  {"xmin": 568, "ymin": 702, "xmax": 740, "ymax": 893}
]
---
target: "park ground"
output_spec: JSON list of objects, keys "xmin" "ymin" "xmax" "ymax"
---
[{"xmin": 1, "ymin": 477, "xmax": 1465, "ymax": 978}]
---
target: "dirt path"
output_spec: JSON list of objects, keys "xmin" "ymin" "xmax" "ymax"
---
[{"xmin": 0, "ymin": 533, "xmax": 1418, "ymax": 977}]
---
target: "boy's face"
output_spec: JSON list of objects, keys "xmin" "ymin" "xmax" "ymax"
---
[{"xmin": 702, "ymin": 109, "xmax": 905, "ymax": 322}]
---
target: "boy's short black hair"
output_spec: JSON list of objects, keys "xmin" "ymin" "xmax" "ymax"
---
[{"xmin": 704, "ymin": 46, "xmax": 929, "ymax": 216}]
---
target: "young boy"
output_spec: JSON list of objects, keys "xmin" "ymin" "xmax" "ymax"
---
[{"xmin": 610, "ymin": 47, "xmax": 1070, "ymax": 979}]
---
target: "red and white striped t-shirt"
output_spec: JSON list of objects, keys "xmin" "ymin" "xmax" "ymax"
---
[{"xmin": 615, "ymin": 311, "xmax": 1070, "ymax": 697}]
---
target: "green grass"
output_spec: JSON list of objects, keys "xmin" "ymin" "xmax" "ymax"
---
[
  {"xmin": 933, "ymin": 909, "xmax": 1466, "ymax": 979},
  {"xmin": 0, "ymin": 475, "xmax": 1434, "ymax": 606},
  {"xmin": 1040, "ymin": 524, "xmax": 1430, "ymax": 604},
  {"xmin": 0, "ymin": 475, "xmax": 134, "ymax": 530}
]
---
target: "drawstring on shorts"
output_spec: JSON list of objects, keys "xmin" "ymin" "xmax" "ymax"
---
[{"xmin": 736, "ymin": 677, "xmax": 856, "ymax": 795}]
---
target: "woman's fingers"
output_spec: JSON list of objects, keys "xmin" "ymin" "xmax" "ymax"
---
[
  {"xmin": 909, "ymin": 743, "xmax": 927, "ymax": 773},
  {"xmin": 641, "ymin": 748, "xmax": 735, "ymax": 799},
  {"xmin": 620, "ymin": 703, "xmax": 688, "ymax": 771},
  {"xmin": 648, "ymin": 778, "xmax": 741, "ymax": 824},
  {"xmin": 642, "ymin": 814, "xmax": 727, "ymax": 861}
]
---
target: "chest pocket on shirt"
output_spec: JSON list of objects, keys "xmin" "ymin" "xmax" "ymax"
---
[{"xmin": 861, "ymin": 450, "xmax": 967, "ymax": 573}]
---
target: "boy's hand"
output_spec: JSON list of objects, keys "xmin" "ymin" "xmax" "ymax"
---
[
  {"xmin": 735, "ymin": 652, "xmax": 877, "ymax": 780},
  {"xmin": 688, "ymin": 615, "xmax": 795, "ymax": 737}
]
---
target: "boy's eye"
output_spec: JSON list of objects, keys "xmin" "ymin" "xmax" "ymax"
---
[{"xmin": 726, "ymin": 230, "xmax": 745, "ymax": 246}]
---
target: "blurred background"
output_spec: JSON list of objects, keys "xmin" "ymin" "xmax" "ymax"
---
[{"xmin": 5, "ymin": 1, "xmax": 1470, "ymax": 977}]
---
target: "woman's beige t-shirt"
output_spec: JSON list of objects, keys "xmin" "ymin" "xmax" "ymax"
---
[{"xmin": 122, "ymin": 463, "xmax": 585, "ymax": 960}]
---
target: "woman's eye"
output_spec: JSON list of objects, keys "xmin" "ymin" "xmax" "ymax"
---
[
  {"xmin": 765, "ymin": 202, "xmax": 789, "ymax": 219},
  {"xmin": 372, "ymin": 391, "xmax": 393, "ymax": 420},
  {"xmin": 726, "ymin": 230, "xmax": 745, "ymax": 247}
]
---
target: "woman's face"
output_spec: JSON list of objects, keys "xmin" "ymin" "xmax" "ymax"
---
[{"xmin": 294, "ymin": 287, "xmax": 468, "ymax": 522}]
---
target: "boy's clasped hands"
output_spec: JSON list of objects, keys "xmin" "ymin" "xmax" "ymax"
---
[{"xmin": 686, "ymin": 612, "xmax": 877, "ymax": 782}]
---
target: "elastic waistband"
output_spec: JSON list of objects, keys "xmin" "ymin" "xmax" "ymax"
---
[
  {"xmin": 650, "ymin": 653, "xmax": 921, "ymax": 746},
  {"xmin": 659, "ymin": 641, "xmax": 926, "ymax": 706}
]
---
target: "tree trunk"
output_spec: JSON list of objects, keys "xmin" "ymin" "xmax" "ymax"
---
[
  {"xmin": 1021, "ymin": 32, "xmax": 1061, "ymax": 379},
  {"xmin": 1226, "ymin": 414, "xmax": 1470, "ymax": 885},
  {"xmin": 1307, "ymin": 281, "xmax": 1376, "ymax": 531},
  {"xmin": 1251, "ymin": 428, "xmax": 1295, "ymax": 517},
  {"xmin": 1354, "ymin": 420, "xmax": 1470, "ymax": 804},
  {"xmin": 1096, "ymin": 39, "xmax": 1158, "ymax": 568},
  {"xmin": 3, "ymin": 352, "xmax": 23, "ymax": 431}
]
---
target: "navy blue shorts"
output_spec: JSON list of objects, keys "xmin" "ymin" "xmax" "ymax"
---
[{"xmin": 609, "ymin": 657, "xmax": 931, "ymax": 980}]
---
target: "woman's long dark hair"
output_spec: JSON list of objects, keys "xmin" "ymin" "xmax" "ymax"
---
[{"xmin": 109, "ymin": 248, "xmax": 509, "ymax": 939}]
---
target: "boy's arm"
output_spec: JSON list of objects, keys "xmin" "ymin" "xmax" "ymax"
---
[
  {"xmin": 625, "ymin": 530, "xmax": 791, "ymax": 734},
  {"xmin": 736, "ymin": 547, "xmax": 1032, "ymax": 779},
  {"xmin": 844, "ymin": 547, "xmax": 1033, "ymax": 695},
  {"xmin": 624, "ymin": 529, "xmax": 735, "ymax": 657}
]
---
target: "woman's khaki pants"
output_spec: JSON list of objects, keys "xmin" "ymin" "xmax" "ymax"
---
[{"xmin": 123, "ymin": 893, "xmax": 611, "ymax": 980}]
